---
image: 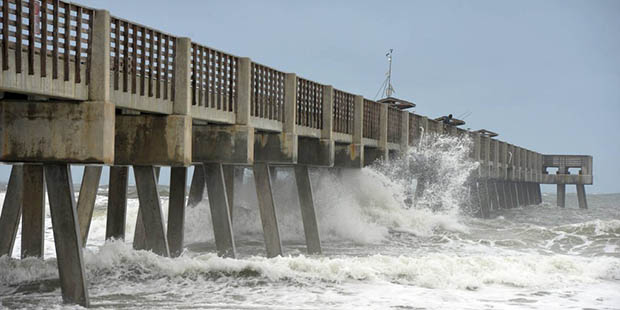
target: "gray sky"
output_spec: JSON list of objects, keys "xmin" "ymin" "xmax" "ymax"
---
[{"xmin": 1, "ymin": 0, "xmax": 618, "ymax": 193}]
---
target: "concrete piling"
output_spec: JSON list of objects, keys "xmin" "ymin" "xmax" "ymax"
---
[
  {"xmin": 133, "ymin": 167, "xmax": 161, "ymax": 251},
  {"xmin": 203, "ymin": 163, "xmax": 236, "ymax": 258},
  {"xmin": 44, "ymin": 164, "xmax": 89, "ymax": 307},
  {"xmin": 557, "ymin": 184, "xmax": 566, "ymax": 208},
  {"xmin": 477, "ymin": 180, "xmax": 491, "ymax": 218},
  {"xmin": 76, "ymin": 166, "xmax": 103, "ymax": 247},
  {"xmin": 253, "ymin": 163, "xmax": 283, "ymax": 258},
  {"xmin": 188, "ymin": 164, "xmax": 206, "ymax": 207},
  {"xmin": 576, "ymin": 184, "xmax": 588, "ymax": 209},
  {"xmin": 106, "ymin": 166, "xmax": 129, "ymax": 240},
  {"xmin": 294, "ymin": 165, "xmax": 322, "ymax": 255},
  {"xmin": 133, "ymin": 166, "xmax": 169, "ymax": 257},
  {"xmin": 168, "ymin": 167, "xmax": 187, "ymax": 257},
  {"xmin": 21, "ymin": 164, "xmax": 45, "ymax": 258},
  {"xmin": 223, "ymin": 165, "xmax": 235, "ymax": 219},
  {"xmin": 0, "ymin": 165, "xmax": 24, "ymax": 257}
]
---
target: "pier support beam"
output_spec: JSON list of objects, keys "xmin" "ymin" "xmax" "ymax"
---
[
  {"xmin": 496, "ymin": 181, "xmax": 507, "ymax": 209},
  {"xmin": 188, "ymin": 164, "xmax": 205, "ymax": 207},
  {"xmin": 223, "ymin": 165, "xmax": 235, "ymax": 218},
  {"xmin": 294, "ymin": 165, "xmax": 322, "ymax": 255},
  {"xmin": 168, "ymin": 167, "xmax": 187, "ymax": 257},
  {"xmin": 44, "ymin": 164, "xmax": 89, "ymax": 307},
  {"xmin": 509, "ymin": 182, "xmax": 518, "ymax": 208},
  {"xmin": 576, "ymin": 184, "xmax": 588, "ymax": 209},
  {"xmin": 76, "ymin": 166, "xmax": 102, "ymax": 247},
  {"xmin": 536, "ymin": 183, "xmax": 543, "ymax": 204},
  {"xmin": 0, "ymin": 165, "xmax": 23, "ymax": 257},
  {"xmin": 21, "ymin": 164, "xmax": 45, "ymax": 258},
  {"xmin": 477, "ymin": 180, "xmax": 491, "ymax": 218},
  {"xmin": 105, "ymin": 166, "xmax": 129, "ymax": 240},
  {"xmin": 518, "ymin": 182, "xmax": 528, "ymax": 206},
  {"xmin": 253, "ymin": 163, "xmax": 283, "ymax": 257},
  {"xmin": 488, "ymin": 180, "xmax": 500, "ymax": 211},
  {"xmin": 557, "ymin": 184, "xmax": 566, "ymax": 208},
  {"xmin": 133, "ymin": 166, "xmax": 169, "ymax": 257},
  {"xmin": 203, "ymin": 163, "xmax": 236, "ymax": 258}
]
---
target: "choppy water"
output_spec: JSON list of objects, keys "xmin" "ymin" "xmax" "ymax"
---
[{"xmin": 1, "ymin": 135, "xmax": 619, "ymax": 309}]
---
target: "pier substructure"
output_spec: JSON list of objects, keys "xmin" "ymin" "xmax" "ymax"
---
[
  {"xmin": 576, "ymin": 184, "xmax": 588, "ymax": 209},
  {"xmin": 76, "ymin": 166, "xmax": 103, "ymax": 247},
  {"xmin": 188, "ymin": 164, "xmax": 206, "ymax": 207},
  {"xmin": 203, "ymin": 163, "xmax": 236, "ymax": 258},
  {"xmin": 496, "ymin": 181, "xmax": 507, "ymax": 209},
  {"xmin": 21, "ymin": 164, "xmax": 45, "ymax": 258},
  {"xmin": 105, "ymin": 166, "xmax": 129, "ymax": 240},
  {"xmin": 0, "ymin": 165, "xmax": 23, "ymax": 256},
  {"xmin": 253, "ymin": 163, "xmax": 283, "ymax": 257},
  {"xmin": 168, "ymin": 167, "xmax": 188, "ymax": 257},
  {"xmin": 477, "ymin": 179, "xmax": 491, "ymax": 218},
  {"xmin": 45, "ymin": 164, "xmax": 89, "ymax": 307},
  {"xmin": 557, "ymin": 183, "xmax": 566, "ymax": 208},
  {"xmin": 294, "ymin": 165, "xmax": 322, "ymax": 254}
]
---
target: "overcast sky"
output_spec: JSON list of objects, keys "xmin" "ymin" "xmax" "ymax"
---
[{"xmin": 1, "ymin": 0, "xmax": 618, "ymax": 193}]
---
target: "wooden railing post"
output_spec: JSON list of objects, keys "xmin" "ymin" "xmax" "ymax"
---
[
  {"xmin": 89, "ymin": 9, "xmax": 110, "ymax": 101},
  {"xmin": 236, "ymin": 57, "xmax": 252, "ymax": 125},
  {"xmin": 379, "ymin": 104, "xmax": 388, "ymax": 150},
  {"xmin": 284, "ymin": 73, "xmax": 297, "ymax": 134},
  {"xmin": 173, "ymin": 37, "xmax": 192, "ymax": 115},
  {"xmin": 400, "ymin": 110, "xmax": 409, "ymax": 150},
  {"xmin": 321, "ymin": 85, "xmax": 333, "ymax": 139},
  {"xmin": 353, "ymin": 95, "xmax": 363, "ymax": 144}
]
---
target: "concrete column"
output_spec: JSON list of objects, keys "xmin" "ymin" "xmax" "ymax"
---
[
  {"xmin": 556, "ymin": 167, "xmax": 567, "ymax": 208},
  {"xmin": 222, "ymin": 165, "xmax": 235, "ymax": 219},
  {"xmin": 510, "ymin": 182, "xmax": 518, "ymax": 208},
  {"xmin": 76, "ymin": 166, "xmax": 102, "ymax": 247},
  {"xmin": 294, "ymin": 165, "xmax": 322, "ymax": 255},
  {"xmin": 517, "ymin": 182, "xmax": 526, "ymax": 206},
  {"xmin": 536, "ymin": 183, "xmax": 543, "ymax": 204},
  {"xmin": 477, "ymin": 180, "xmax": 491, "ymax": 218},
  {"xmin": 89, "ymin": 9, "xmax": 110, "ymax": 101},
  {"xmin": 253, "ymin": 163, "xmax": 283, "ymax": 258},
  {"xmin": 203, "ymin": 163, "xmax": 236, "ymax": 258},
  {"xmin": 576, "ymin": 184, "xmax": 588, "ymax": 209},
  {"xmin": 44, "ymin": 164, "xmax": 89, "ymax": 307},
  {"xmin": 488, "ymin": 180, "xmax": 500, "ymax": 211},
  {"xmin": 557, "ymin": 184, "xmax": 566, "ymax": 208},
  {"xmin": 188, "ymin": 164, "xmax": 205, "ymax": 207},
  {"xmin": 168, "ymin": 167, "xmax": 187, "ymax": 257},
  {"xmin": 21, "ymin": 164, "xmax": 45, "ymax": 258},
  {"xmin": 236, "ymin": 57, "xmax": 252, "ymax": 125},
  {"xmin": 133, "ymin": 166, "xmax": 169, "ymax": 257},
  {"xmin": 105, "ymin": 166, "xmax": 128, "ymax": 240},
  {"xmin": 353, "ymin": 95, "xmax": 364, "ymax": 144},
  {"xmin": 0, "ymin": 165, "xmax": 24, "ymax": 257},
  {"xmin": 322, "ymin": 85, "xmax": 334, "ymax": 140},
  {"xmin": 133, "ymin": 167, "xmax": 161, "ymax": 251},
  {"xmin": 284, "ymin": 73, "xmax": 297, "ymax": 134},
  {"xmin": 496, "ymin": 181, "xmax": 507, "ymax": 209},
  {"xmin": 400, "ymin": 110, "xmax": 409, "ymax": 151},
  {"xmin": 173, "ymin": 37, "xmax": 192, "ymax": 115},
  {"xmin": 379, "ymin": 104, "xmax": 388, "ymax": 152}
]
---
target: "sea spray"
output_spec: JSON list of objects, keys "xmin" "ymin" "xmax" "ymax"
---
[
  {"xmin": 183, "ymin": 133, "xmax": 476, "ymax": 246},
  {"xmin": 373, "ymin": 133, "xmax": 479, "ymax": 215}
]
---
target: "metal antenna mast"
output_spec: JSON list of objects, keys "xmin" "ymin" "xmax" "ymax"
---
[{"xmin": 385, "ymin": 49, "xmax": 395, "ymax": 97}]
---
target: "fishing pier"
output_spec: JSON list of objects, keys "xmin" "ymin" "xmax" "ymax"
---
[{"xmin": 0, "ymin": 0, "xmax": 593, "ymax": 306}]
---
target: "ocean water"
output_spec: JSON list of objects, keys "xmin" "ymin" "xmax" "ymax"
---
[{"xmin": 1, "ymin": 135, "xmax": 619, "ymax": 309}]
